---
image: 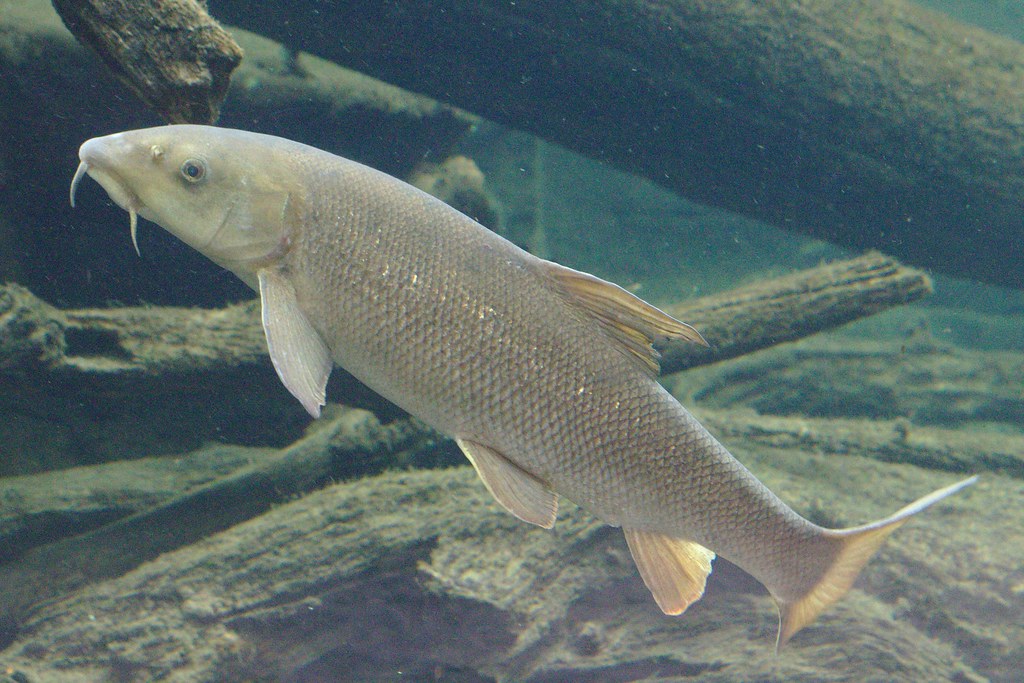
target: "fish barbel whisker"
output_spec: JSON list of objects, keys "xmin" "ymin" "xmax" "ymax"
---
[
  {"xmin": 69, "ymin": 161, "xmax": 88, "ymax": 208},
  {"xmin": 129, "ymin": 209, "xmax": 140, "ymax": 257},
  {"xmin": 70, "ymin": 158, "xmax": 141, "ymax": 256}
]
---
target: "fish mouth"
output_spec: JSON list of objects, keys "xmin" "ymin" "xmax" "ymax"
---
[{"xmin": 71, "ymin": 138, "xmax": 145, "ymax": 256}]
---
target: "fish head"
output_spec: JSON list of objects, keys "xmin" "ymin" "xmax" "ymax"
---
[{"xmin": 72, "ymin": 125, "xmax": 298, "ymax": 285}]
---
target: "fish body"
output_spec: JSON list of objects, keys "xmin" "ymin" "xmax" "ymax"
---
[{"xmin": 72, "ymin": 125, "xmax": 974, "ymax": 646}]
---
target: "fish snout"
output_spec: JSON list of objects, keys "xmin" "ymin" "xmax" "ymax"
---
[
  {"xmin": 72, "ymin": 135, "xmax": 137, "ymax": 209},
  {"xmin": 71, "ymin": 133, "xmax": 146, "ymax": 255},
  {"xmin": 70, "ymin": 136, "xmax": 108, "ymax": 208},
  {"xmin": 78, "ymin": 133, "xmax": 133, "ymax": 169}
]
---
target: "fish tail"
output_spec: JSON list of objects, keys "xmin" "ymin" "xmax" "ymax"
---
[{"xmin": 774, "ymin": 475, "xmax": 977, "ymax": 650}]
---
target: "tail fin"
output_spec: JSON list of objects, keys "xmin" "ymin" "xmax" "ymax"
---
[{"xmin": 775, "ymin": 476, "xmax": 977, "ymax": 649}]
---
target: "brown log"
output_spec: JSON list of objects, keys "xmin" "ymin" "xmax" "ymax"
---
[
  {"xmin": 0, "ymin": 253, "xmax": 928, "ymax": 389},
  {"xmin": 208, "ymin": 0, "xmax": 1024, "ymax": 288},
  {"xmin": 659, "ymin": 251, "xmax": 932, "ymax": 374},
  {"xmin": 0, "ymin": 253, "xmax": 928, "ymax": 469},
  {"xmin": 51, "ymin": 0, "xmax": 243, "ymax": 123}
]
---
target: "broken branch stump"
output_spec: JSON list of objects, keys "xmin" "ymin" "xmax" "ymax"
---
[
  {"xmin": 51, "ymin": 0, "xmax": 243, "ymax": 123},
  {"xmin": 659, "ymin": 251, "xmax": 931, "ymax": 374}
]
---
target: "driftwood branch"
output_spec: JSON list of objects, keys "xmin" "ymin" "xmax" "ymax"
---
[
  {"xmin": 51, "ymin": 0, "xmax": 243, "ymax": 123},
  {"xmin": 210, "ymin": 0, "xmax": 1024, "ymax": 288},
  {"xmin": 660, "ymin": 251, "xmax": 932, "ymax": 374},
  {"xmin": 1, "ymin": 252, "xmax": 928, "ymax": 385},
  {"xmin": 0, "ymin": 252, "xmax": 928, "ymax": 471}
]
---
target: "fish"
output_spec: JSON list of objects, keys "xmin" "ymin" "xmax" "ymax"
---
[{"xmin": 71, "ymin": 125, "xmax": 975, "ymax": 647}]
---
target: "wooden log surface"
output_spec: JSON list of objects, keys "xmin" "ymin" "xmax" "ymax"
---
[
  {"xmin": 207, "ymin": 0, "xmax": 1024, "ymax": 289},
  {"xmin": 0, "ymin": 434, "xmax": 1014, "ymax": 681},
  {"xmin": 52, "ymin": 0, "xmax": 243, "ymax": 124},
  {"xmin": 0, "ymin": 252, "xmax": 930, "ymax": 384},
  {"xmin": 0, "ymin": 252, "xmax": 930, "ymax": 472},
  {"xmin": 661, "ymin": 251, "xmax": 931, "ymax": 373}
]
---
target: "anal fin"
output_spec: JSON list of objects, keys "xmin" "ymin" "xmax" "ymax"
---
[
  {"xmin": 258, "ymin": 268, "xmax": 333, "ymax": 418},
  {"xmin": 624, "ymin": 528, "xmax": 716, "ymax": 615},
  {"xmin": 456, "ymin": 438, "xmax": 558, "ymax": 528}
]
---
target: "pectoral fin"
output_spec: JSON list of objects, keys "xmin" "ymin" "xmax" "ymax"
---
[
  {"xmin": 540, "ymin": 260, "xmax": 708, "ymax": 376},
  {"xmin": 624, "ymin": 528, "xmax": 715, "ymax": 615},
  {"xmin": 456, "ymin": 437, "xmax": 558, "ymax": 528},
  {"xmin": 258, "ymin": 268, "xmax": 332, "ymax": 418}
]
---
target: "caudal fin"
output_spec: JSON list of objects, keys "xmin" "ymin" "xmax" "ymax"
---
[{"xmin": 775, "ymin": 476, "xmax": 977, "ymax": 649}]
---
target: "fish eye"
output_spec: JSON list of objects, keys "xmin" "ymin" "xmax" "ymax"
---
[{"xmin": 180, "ymin": 158, "xmax": 207, "ymax": 183}]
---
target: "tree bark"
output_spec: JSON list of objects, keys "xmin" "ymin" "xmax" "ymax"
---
[
  {"xmin": 0, "ymin": 253, "xmax": 929, "ymax": 391},
  {"xmin": 51, "ymin": 0, "xmax": 244, "ymax": 123},
  {"xmin": 661, "ymin": 251, "xmax": 931, "ymax": 373},
  {"xmin": 208, "ymin": 0, "xmax": 1024, "ymax": 288},
  {"xmin": 0, "ymin": 253, "xmax": 929, "ymax": 469}
]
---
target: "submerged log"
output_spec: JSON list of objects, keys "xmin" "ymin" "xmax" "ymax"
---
[
  {"xmin": 0, "ymin": 253, "xmax": 928, "ymax": 383},
  {"xmin": 0, "ymin": 253, "xmax": 928, "ymax": 471},
  {"xmin": 0, "ymin": 446, "xmax": 1010, "ymax": 681},
  {"xmin": 660, "ymin": 251, "xmax": 932, "ymax": 373},
  {"xmin": 51, "ymin": 0, "xmax": 243, "ymax": 123},
  {"xmin": 209, "ymin": 0, "xmax": 1024, "ymax": 289}
]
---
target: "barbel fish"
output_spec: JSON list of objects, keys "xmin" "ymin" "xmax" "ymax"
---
[{"xmin": 71, "ymin": 125, "xmax": 975, "ymax": 647}]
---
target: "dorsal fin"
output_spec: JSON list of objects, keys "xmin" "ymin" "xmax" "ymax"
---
[{"xmin": 539, "ymin": 260, "xmax": 708, "ymax": 376}]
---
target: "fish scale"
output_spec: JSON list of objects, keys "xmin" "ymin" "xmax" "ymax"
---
[{"xmin": 71, "ymin": 124, "xmax": 976, "ymax": 647}]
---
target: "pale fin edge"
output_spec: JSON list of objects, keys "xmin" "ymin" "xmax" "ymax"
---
[
  {"xmin": 258, "ymin": 268, "xmax": 333, "ymax": 418},
  {"xmin": 624, "ymin": 528, "xmax": 715, "ymax": 616},
  {"xmin": 539, "ymin": 260, "xmax": 708, "ymax": 377},
  {"xmin": 455, "ymin": 437, "xmax": 558, "ymax": 529},
  {"xmin": 775, "ymin": 475, "xmax": 978, "ymax": 650}
]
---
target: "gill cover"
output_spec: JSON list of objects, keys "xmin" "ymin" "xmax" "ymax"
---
[
  {"xmin": 203, "ymin": 186, "xmax": 298, "ymax": 268},
  {"xmin": 148, "ymin": 146, "xmax": 297, "ymax": 270}
]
